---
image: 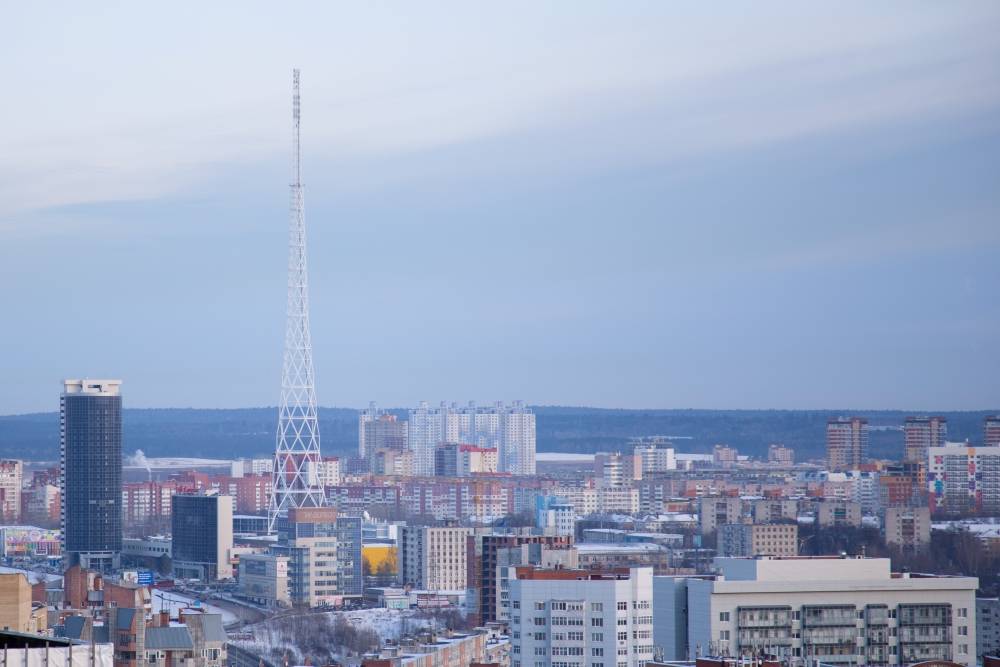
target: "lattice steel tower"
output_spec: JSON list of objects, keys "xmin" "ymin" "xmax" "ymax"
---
[{"xmin": 269, "ymin": 69, "xmax": 325, "ymax": 533}]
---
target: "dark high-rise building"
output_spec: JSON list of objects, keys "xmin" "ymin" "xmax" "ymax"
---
[
  {"xmin": 61, "ymin": 379, "xmax": 123, "ymax": 572},
  {"xmin": 172, "ymin": 493, "xmax": 233, "ymax": 582}
]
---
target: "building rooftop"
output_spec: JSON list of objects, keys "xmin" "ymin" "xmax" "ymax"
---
[
  {"xmin": 514, "ymin": 566, "xmax": 635, "ymax": 581},
  {"xmin": 576, "ymin": 542, "xmax": 666, "ymax": 553},
  {"xmin": 145, "ymin": 626, "xmax": 195, "ymax": 650}
]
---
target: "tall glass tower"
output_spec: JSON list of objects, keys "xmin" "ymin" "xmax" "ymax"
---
[{"xmin": 61, "ymin": 379, "xmax": 122, "ymax": 572}]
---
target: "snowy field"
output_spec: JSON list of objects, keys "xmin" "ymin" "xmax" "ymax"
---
[
  {"xmin": 151, "ymin": 589, "xmax": 238, "ymax": 625},
  {"xmin": 233, "ymin": 607, "xmax": 440, "ymax": 664}
]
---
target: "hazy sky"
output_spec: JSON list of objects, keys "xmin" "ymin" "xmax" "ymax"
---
[{"xmin": 2, "ymin": 2, "xmax": 999, "ymax": 414}]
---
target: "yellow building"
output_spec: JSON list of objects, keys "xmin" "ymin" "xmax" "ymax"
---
[
  {"xmin": 362, "ymin": 544, "xmax": 398, "ymax": 576},
  {"xmin": 0, "ymin": 573, "xmax": 33, "ymax": 632}
]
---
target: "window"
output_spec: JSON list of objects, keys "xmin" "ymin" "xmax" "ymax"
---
[
  {"xmin": 591, "ymin": 603, "xmax": 603, "ymax": 612},
  {"xmin": 513, "ymin": 601, "xmax": 520, "ymax": 609},
  {"xmin": 617, "ymin": 631, "xmax": 628, "ymax": 641},
  {"xmin": 592, "ymin": 648, "xmax": 604, "ymax": 657},
  {"xmin": 592, "ymin": 633, "xmax": 603, "ymax": 642},
  {"xmin": 536, "ymin": 602, "xmax": 546, "ymax": 610},
  {"xmin": 535, "ymin": 617, "xmax": 547, "ymax": 626},
  {"xmin": 534, "ymin": 647, "xmax": 547, "ymax": 656},
  {"xmin": 719, "ymin": 630, "xmax": 730, "ymax": 641},
  {"xmin": 591, "ymin": 618, "xmax": 603, "ymax": 627},
  {"xmin": 958, "ymin": 626, "xmax": 968, "ymax": 636},
  {"xmin": 534, "ymin": 633, "xmax": 546, "ymax": 641},
  {"xmin": 617, "ymin": 601, "xmax": 628, "ymax": 611},
  {"xmin": 719, "ymin": 611, "xmax": 730, "ymax": 622},
  {"xmin": 959, "ymin": 644, "xmax": 968, "ymax": 655},
  {"xmin": 617, "ymin": 618, "xmax": 627, "ymax": 626},
  {"xmin": 569, "ymin": 632, "xmax": 584, "ymax": 641}
]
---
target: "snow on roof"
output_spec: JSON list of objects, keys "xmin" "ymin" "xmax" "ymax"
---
[{"xmin": 576, "ymin": 542, "xmax": 666, "ymax": 553}]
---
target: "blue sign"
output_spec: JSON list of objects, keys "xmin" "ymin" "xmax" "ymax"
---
[{"xmin": 137, "ymin": 570, "xmax": 154, "ymax": 585}]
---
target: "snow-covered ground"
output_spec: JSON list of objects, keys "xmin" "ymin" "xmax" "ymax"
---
[
  {"xmin": 0, "ymin": 565, "xmax": 63, "ymax": 584},
  {"xmin": 151, "ymin": 589, "xmax": 238, "ymax": 625},
  {"xmin": 233, "ymin": 607, "xmax": 440, "ymax": 664}
]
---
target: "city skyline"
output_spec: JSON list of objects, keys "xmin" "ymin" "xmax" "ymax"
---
[{"xmin": 2, "ymin": 3, "xmax": 999, "ymax": 414}]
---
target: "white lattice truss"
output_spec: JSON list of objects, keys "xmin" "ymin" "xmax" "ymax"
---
[{"xmin": 268, "ymin": 69, "xmax": 325, "ymax": 533}]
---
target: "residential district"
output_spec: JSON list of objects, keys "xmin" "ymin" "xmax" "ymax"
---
[{"xmin": 1, "ymin": 383, "xmax": 999, "ymax": 667}]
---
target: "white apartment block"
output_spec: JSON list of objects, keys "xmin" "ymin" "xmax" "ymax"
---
[
  {"xmin": 928, "ymin": 444, "xmax": 1000, "ymax": 515},
  {"xmin": 553, "ymin": 487, "xmax": 599, "ymax": 517},
  {"xmin": 408, "ymin": 402, "xmax": 446, "ymax": 476},
  {"xmin": 654, "ymin": 556, "xmax": 978, "ymax": 666},
  {"xmin": 408, "ymin": 401, "xmax": 536, "ymax": 477},
  {"xmin": 633, "ymin": 445, "xmax": 676, "ymax": 474},
  {"xmin": 0, "ymin": 460, "xmax": 23, "ymax": 521},
  {"xmin": 308, "ymin": 457, "xmax": 341, "ymax": 487},
  {"xmin": 230, "ymin": 458, "xmax": 273, "ymax": 477},
  {"xmin": 597, "ymin": 487, "xmax": 640, "ymax": 514},
  {"xmin": 510, "ymin": 566, "xmax": 655, "ymax": 667},
  {"xmin": 399, "ymin": 525, "xmax": 473, "ymax": 591}
]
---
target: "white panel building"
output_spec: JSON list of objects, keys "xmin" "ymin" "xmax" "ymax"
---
[
  {"xmin": 510, "ymin": 566, "xmax": 654, "ymax": 667},
  {"xmin": 654, "ymin": 556, "xmax": 978, "ymax": 666}
]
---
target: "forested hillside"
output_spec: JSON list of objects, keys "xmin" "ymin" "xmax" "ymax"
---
[{"xmin": 0, "ymin": 406, "xmax": 993, "ymax": 463}]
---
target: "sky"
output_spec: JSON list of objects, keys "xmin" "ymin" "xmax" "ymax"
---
[{"xmin": 1, "ymin": 2, "xmax": 999, "ymax": 414}]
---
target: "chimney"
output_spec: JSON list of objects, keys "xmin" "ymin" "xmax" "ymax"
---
[{"xmin": 159, "ymin": 610, "xmax": 169, "ymax": 627}]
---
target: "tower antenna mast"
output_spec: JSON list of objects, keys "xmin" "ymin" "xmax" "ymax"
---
[{"xmin": 269, "ymin": 69, "xmax": 325, "ymax": 533}]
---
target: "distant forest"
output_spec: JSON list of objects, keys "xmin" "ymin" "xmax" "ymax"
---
[{"xmin": 0, "ymin": 406, "xmax": 994, "ymax": 463}]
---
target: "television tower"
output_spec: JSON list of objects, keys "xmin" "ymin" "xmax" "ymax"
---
[{"xmin": 268, "ymin": 69, "xmax": 325, "ymax": 532}]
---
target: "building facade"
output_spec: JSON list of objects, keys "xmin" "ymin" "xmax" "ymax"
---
[
  {"xmin": 399, "ymin": 525, "xmax": 472, "ymax": 591},
  {"xmin": 276, "ymin": 507, "xmax": 362, "ymax": 607},
  {"xmin": 509, "ymin": 566, "xmax": 655, "ymax": 667},
  {"xmin": 717, "ymin": 523, "xmax": 798, "ymax": 558},
  {"xmin": 171, "ymin": 493, "xmax": 234, "ymax": 581},
  {"xmin": 0, "ymin": 460, "xmax": 23, "ymax": 521},
  {"xmin": 767, "ymin": 445, "xmax": 794, "ymax": 465},
  {"xmin": 904, "ymin": 416, "xmax": 947, "ymax": 464},
  {"xmin": 883, "ymin": 506, "xmax": 931, "ymax": 552},
  {"xmin": 928, "ymin": 445, "xmax": 1000, "ymax": 516},
  {"xmin": 238, "ymin": 553, "xmax": 289, "ymax": 607},
  {"xmin": 655, "ymin": 556, "xmax": 978, "ymax": 666},
  {"xmin": 61, "ymin": 379, "xmax": 123, "ymax": 572},
  {"xmin": 826, "ymin": 417, "xmax": 869, "ymax": 471}
]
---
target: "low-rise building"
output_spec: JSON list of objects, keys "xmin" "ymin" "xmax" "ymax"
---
[
  {"xmin": 717, "ymin": 523, "xmax": 798, "ymax": 557},
  {"xmin": 884, "ymin": 506, "xmax": 931, "ymax": 552},
  {"xmin": 575, "ymin": 542, "xmax": 672, "ymax": 573},
  {"xmin": 700, "ymin": 497, "xmax": 743, "ymax": 535},
  {"xmin": 0, "ymin": 629, "xmax": 112, "ymax": 667},
  {"xmin": 238, "ymin": 553, "xmax": 289, "ymax": 607},
  {"xmin": 815, "ymin": 499, "xmax": 862, "ymax": 528}
]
